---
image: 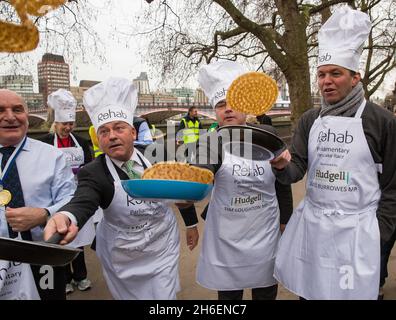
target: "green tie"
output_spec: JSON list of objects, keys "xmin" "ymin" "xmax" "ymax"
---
[{"xmin": 122, "ymin": 160, "xmax": 142, "ymax": 179}]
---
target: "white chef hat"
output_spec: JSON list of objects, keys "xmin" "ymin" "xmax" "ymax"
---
[
  {"xmin": 198, "ymin": 60, "xmax": 247, "ymax": 108},
  {"xmin": 317, "ymin": 6, "xmax": 371, "ymax": 72},
  {"xmin": 47, "ymin": 89, "xmax": 77, "ymax": 122},
  {"xmin": 83, "ymin": 77, "xmax": 138, "ymax": 132}
]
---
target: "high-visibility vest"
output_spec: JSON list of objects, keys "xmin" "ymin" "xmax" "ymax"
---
[
  {"xmin": 88, "ymin": 125, "xmax": 103, "ymax": 158},
  {"xmin": 181, "ymin": 118, "xmax": 200, "ymax": 144},
  {"xmin": 93, "ymin": 144, "xmax": 103, "ymax": 158},
  {"xmin": 150, "ymin": 124, "xmax": 156, "ymax": 138}
]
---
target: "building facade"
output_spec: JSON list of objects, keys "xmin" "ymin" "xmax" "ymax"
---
[
  {"xmin": 0, "ymin": 75, "xmax": 43, "ymax": 110},
  {"xmin": 194, "ymin": 88, "xmax": 209, "ymax": 104},
  {"xmin": 24, "ymin": 93, "xmax": 44, "ymax": 111},
  {"xmin": 133, "ymin": 72, "xmax": 150, "ymax": 94},
  {"xmin": 138, "ymin": 92, "xmax": 178, "ymax": 105},
  {"xmin": 170, "ymin": 87, "xmax": 194, "ymax": 103},
  {"xmin": 0, "ymin": 75, "xmax": 34, "ymax": 95},
  {"xmin": 37, "ymin": 53, "xmax": 70, "ymax": 106}
]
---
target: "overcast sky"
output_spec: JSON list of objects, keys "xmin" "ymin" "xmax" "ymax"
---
[
  {"xmin": 0, "ymin": 0, "xmax": 163, "ymax": 90},
  {"xmin": 0, "ymin": 0, "xmax": 394, "ymax": 98},
  {"xmin": 70, "ymin": 0, "xmax": 152, "ymax": 85}
]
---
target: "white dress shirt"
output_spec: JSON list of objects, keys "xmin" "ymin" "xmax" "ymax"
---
[
  {"xmin": 111, "ymin": 149, "xmax": 145, "ymax": 175},
  {"xmin": 134, "ymin": 121, "xmax": 154, "ymax": 146}
]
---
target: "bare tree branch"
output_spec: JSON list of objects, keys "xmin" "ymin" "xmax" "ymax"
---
[{"xmin": 308, "ymin": 0, "xmax": 355, "ymax": 15}]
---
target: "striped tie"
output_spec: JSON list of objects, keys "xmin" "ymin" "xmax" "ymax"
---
[{"xmin": 122, "ymin": 160, "xmax": 141, "ymax": 179}]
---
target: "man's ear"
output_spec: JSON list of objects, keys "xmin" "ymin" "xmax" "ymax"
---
[
  {"xmin": 352, "ymin": 72, "xmax": 362, "ymax": 87},
  {"xmin": 131, "ymin": 127, "xmax": 137, "ymax": 140}
]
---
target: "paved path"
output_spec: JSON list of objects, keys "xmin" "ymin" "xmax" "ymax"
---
[{"xmin": 68, "ymin": 179, "xmax": 396, "ymax": 300}]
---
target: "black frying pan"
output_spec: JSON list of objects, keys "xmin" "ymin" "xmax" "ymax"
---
[
  {"xmin": 217, "ymin": 125, "xmax": 286, "ymax": 161},
  {"xmin": 0, "ymin": 233, "xmax": 82, "ymax": 266}
]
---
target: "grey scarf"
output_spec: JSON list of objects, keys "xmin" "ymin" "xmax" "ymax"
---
[{"xmin": 320, "ymin": 82, "xmax": 365, "ymax": 117}]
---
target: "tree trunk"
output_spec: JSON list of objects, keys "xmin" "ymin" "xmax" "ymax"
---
[
  {"xmin": 274, "ymin": 0, "xmax": 313, "ymax": 127},
  {"xmin": 286, "ymin": 67, "xmax": 313, "ymax": 128}
]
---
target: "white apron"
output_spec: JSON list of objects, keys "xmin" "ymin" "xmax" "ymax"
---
[
  {"xmin": 274, "ymin": 102, "xmax": 381, "ymax": 300},
  {"xmin": 95, "ymin": 152, "xmax": 180, "ymax": 300},
  {"xmin": 55, "ymin": 133, "xmax": 96, "ymax": 248},
  {"xmin": 0, "ymin": 211, "xmax": 40, "ymax": 300},
  {"xmin": 0, "ymin": 139, "xmax": 40, "ymax": 300},
  {"xmin": 0, "ymin": 260, "xmax": 40, "ymax": 300},
  {"xmin": 54, "ymin": 133, "xmax": 85, "ymax": 172},
  {"xmin": 92, "ymin": 208, "xmax": 103, "ymax": 225},
  {"xmin": 197, "ymin": 147, "xmax": 281, "ymax": 290}
]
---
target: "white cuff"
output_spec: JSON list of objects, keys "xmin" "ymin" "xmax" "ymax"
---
[
  {"xmin": 57, "ymin": 211, "xmax": 78, "ymax": 226},
  {"xmin": 186, "ymin": 224, "xmax": 198, "ymax": 229}
]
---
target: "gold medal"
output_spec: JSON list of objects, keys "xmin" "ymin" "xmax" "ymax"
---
[{"xmin": 0, "ymin": 189, "xmax": 12, "ymax": 206}]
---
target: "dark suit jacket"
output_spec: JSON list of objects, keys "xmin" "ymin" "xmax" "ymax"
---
[
  {"xmin": 39, "ymin": 133, "xmax": 93, "ymax": 165},
  {"xmin": 59, "ymin": 154, "xmax": 197, "ymax": 228}
]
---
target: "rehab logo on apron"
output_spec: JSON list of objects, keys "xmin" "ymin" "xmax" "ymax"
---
[{"xmin": 0, "ymin": 257, "xmax": 39, "ymax": 300}]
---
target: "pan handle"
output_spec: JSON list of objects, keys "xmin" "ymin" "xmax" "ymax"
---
[{"xmin": 45, "ymin": 232, "xmax": 64, "ymax": 244}]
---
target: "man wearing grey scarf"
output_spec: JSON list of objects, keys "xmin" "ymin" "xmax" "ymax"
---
[
  {"xmin": 320, "ymin": 81, "xmax": 365, "ymax": 117},
  {"xmin": 270, "ymin": 61, "xmax": 396, "ymax": 300},
  {"xmin": 269, "ymin": 58, "xmax": 396, "ymax": 301},
  {"xmin": 267, "ymin": 6, "xmax": 396, "ymax": 301}
]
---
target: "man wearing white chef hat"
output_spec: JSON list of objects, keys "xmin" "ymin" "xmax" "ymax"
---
[
  {"xmin": 40, "ymin": 89, "xmax": 94, "ymax": 295},
  {"xmin": 179, "ymin": 60, "xmax": 293, "ymax": 300},
  {"xmin": 43, "ymin": 77, "xmax": 196, "ymax": 300},
  {"xmin": 271, "ymin": 6, "xmax": 396, "ymax": 300},
  {"xmin": 199, "ymin": 60, "xmax": 247, "ymax": 109}
]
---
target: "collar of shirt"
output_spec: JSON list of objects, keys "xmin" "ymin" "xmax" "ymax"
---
[
  {"xmin": 0, "ymin": 137, "xmax": 30, "ymax": 176},
  {"xmin": 110, "ymin": 149, "xmax": 145, "ymax": 175},
  {"xmin": 0, "ymin": 136, "xmax": 30, "ymax": 151}
]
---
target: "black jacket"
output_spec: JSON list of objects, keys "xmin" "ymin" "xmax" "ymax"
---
[{"xmin": 59, "ymin": 154, "xmax": 197, "ymax": 228}]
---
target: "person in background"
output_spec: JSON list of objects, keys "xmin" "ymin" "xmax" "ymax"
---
[
  {"xmin": 133, "ymin": 116, "xmax": 153, "ymax": 148},
  {"xmin": 176, "ymin": 106, "xmax": 203, "ymax": 162},
  {"xmin": 180, "ymin": 60, "xmax": 293, "ymax": 300},
  {"xmin": 0, "ymin": 89, "xmax": 75, "ymax": 300},
  {"xmin": 270, "ymin": 6, "xmax": 396, "ymax": 300},
  {"xmin": 139, "ymin": 117, "xmax": 156, "ymax": 140},
  {"xmin": 148, "ymin": 119, "xmax": 156, "ymax": 139},
  {"xmin": 40, "ymin": 89, "xmax": 94, "ymax": 294},
  {"xmin": 41, "ymin": 89, "xmax": 92, "ymax": 172},
  {"xmin": 89, "ymin": 125, "xmax": 103, "ymax": 158},
  {"xmin": 177, "ymin": 106, "xmax": 203, "ymax": 145}
]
